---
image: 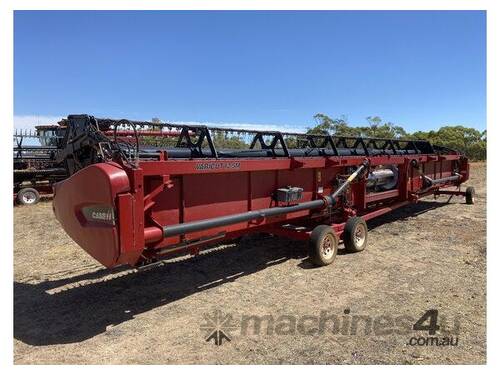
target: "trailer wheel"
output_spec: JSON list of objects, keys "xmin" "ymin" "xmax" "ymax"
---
[
  {"xmin": 465, "ymin": 187, "xmax": 475, "ymax": 205},
  {"xmin": 309, "ymin": 225, "xmax": 338, "ymax": 266},
  {"xmin": 343, "ymin": 217, "xmax": 368, "ymax": 252},
  {"xmin": 16, "ymin": 187, "xmax": 40, "ymax": 205}
]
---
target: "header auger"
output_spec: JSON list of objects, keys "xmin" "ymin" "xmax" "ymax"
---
[{"xmin": 51, "ymin": 114, "xmax": 474, "ymax": 269}]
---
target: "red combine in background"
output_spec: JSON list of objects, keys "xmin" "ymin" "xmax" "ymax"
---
[{"xmin": 51, "ymin": 114, "xmax": 474, "ymax": 269}]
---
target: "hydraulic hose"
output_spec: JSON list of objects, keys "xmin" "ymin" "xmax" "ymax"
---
[{"xmin": 162, "ymin": 160, "xmax": 369, "ymax": 238}]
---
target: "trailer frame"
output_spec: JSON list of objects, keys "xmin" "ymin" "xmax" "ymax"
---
[{"xmin": 51, "ymin": 115, "xmax": 473, "ymax": 269}]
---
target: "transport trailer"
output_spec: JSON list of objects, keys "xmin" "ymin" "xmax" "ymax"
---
[
  {"xmin": 13, "ymin": 126, "xmax": 68, "ymax": 205},
  {"xmin": 52, "ymin": 114, "xmax": 475, "ymax": 269}
]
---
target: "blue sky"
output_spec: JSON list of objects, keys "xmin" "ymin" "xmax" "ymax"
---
[{"xmin": 14, "ymin": 10, "xmax": 486, "ymax": 132}]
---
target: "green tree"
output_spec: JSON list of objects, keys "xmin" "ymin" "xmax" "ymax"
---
[
  {"xmin": 306, "ymin": 113, "xmax": 485, "ymax": 160},
  {"xmin": 308, "ymin": 114, "xmax": 360, "ymax": 136},
  {"xmin": 308, "ymin": 114, "xmax": 408, "ymax": 139},
  {"xmin": 411, "ymin": 126, "xmax": 486, "ymax": 160},
  {"xmin": 211, "ymin": 130, "xmax": 248, "ymax": 149}
]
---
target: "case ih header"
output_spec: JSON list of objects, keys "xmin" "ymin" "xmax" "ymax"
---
[{"xmin": 52, "ymin": 114, "xmax": 474, "ymax": 269}]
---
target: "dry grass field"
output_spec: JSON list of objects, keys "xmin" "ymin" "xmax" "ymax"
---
[{"xmin": 14, "ymin": 163, "xmax": 486, "ymax": 364}]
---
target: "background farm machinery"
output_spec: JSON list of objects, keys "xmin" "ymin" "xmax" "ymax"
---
[
  {"xmin": 13, "ymin": 120, "xmax": 181, "ymax": 205},
  {"xmin": 13, "ymin": 126, "xmax": 68, "ymax": 205},
  {"xmin": 46, "ymin": 114, "xmax": 474, "ymax": 269}
]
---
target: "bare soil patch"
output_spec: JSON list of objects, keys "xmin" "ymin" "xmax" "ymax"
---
[{"xmin": 14, "ymin": 163, "xmax": 486, "ymax": 364}]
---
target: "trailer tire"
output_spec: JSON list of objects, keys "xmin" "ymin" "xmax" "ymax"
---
[
  {"xmin": 343, "ymin": 217, "xmax": 368, "ymax": 252},
  {"xmin": 309, "ymin": 225, "xmax": 338, "ymax": 266},
  {"xmin": 16, "ymin": 187, "xmax": 40, "ymax": 205},
  {"xmin": 465, "ymin": 187, "xmax": 475, "ymax": 205}
]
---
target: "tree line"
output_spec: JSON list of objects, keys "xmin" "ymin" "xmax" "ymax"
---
[
  {"xmin": 141, "ymin": 113, "xmax": 486, "ymax": 160},
  {"xmin": 307, "ymin": 114, "xmax": 486, "ymax": 161}
]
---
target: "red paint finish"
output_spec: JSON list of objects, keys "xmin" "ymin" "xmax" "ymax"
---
[
  {"xmin": 116, "ymin": 193, "xmax": 143, "ymax": 265},
  {"xmin": 53, "ymin": 163, "xmax": 130, "ymax": 268},
  {"xmin": 53, "ymin": 152, "xmax": 469, "ymax": 269}
]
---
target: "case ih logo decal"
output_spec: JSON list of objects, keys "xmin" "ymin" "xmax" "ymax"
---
[
  {"xmin": 81, "ymin": 205, "xmax": 116, "ymax": 225},
  {"xmin": 195, "ymin": 161, "xmax": 241, "ymax": 171}
]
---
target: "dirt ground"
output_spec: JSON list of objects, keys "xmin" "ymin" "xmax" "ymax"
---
[{"xmin": 13, "ymin": 163, "xmax": 486, "ymax": 364}]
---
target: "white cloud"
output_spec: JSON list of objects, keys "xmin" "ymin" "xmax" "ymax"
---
[
  {"xmin": 168, "ymin": 120, "xmax": 306, "ymax": 134},
  {"xmin": 14, "ymin": 115, "xmax": 307, "ymax": 134},
  {"xmin": 13, "ymin": 115, "xmax": 64, "ymax": 131}
]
